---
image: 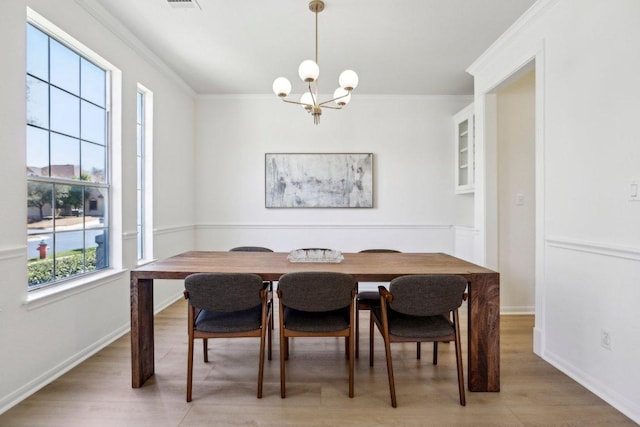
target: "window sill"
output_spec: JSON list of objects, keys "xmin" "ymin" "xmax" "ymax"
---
[
  {"xmin": 137, "ymin": 258, "xmax": 157, "ymax": 267},
  {"xmin": 24, "ymin": 268, "xmax": 128, "ymax": 311}
]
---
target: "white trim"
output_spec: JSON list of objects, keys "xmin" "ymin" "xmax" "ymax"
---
[
  {"xmin": 0, "ymin": 246, "xmax": 26, "ymax": 261},
  {"xmin": 154, "ymin": 224, "xmax": 195, "ymax": 236},
  {"xmin": 467, "ymin": 0, "xmax": 560, "ymax": 75},
  {"xmin": 196, "ymin": 223, "xmax": 452, "ymax": 230},
  {"xmin": 27, "ymin": 8, "xmax": 111, "ymax": 71},
  {"xmin": 74, "ymin": 0, "xmax": 195, "ymax": 97},
  {"xmin": 533, "ymin": 45, "xmax": 547, "ymax": 357},
  {"xmin": 136, "ymin": 84, "xmax": 155, "ymax": 262},
  {"xmin": 501, "ymin": 306, "xmax": 535, "ymax": 315},
  {"xmin": 452, "ymin": 226, "xmax": 479, "ymax": 234},
  {"xmin": 155, "ymin": 291, "xmax": 184, "ymax": 315},
  {"xmin": 0, "ymin": 322, "xmax": 130, "ymax": 416},
  {"xmin": 546, "ymin": 237, "xmax": 640, "ymax": 262},
  {"xmin": 122, "ymin": 230, "xmax": 137, "ymax": 240},
  {"xmin": 23, "ymin": 269, "xmax": 127, "ymax": 310},
  {"xmin": 0, "ymin": 291, "xmax": 183, "ymax": 416},
  {"xmin": 544, "ymin": 349, "xmax": 640, "ymax": 424},
  {"xmin": 533, "ymin": 326, "xmax": 544, "ymax": 356}
]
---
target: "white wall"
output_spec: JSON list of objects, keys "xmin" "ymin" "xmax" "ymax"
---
[
  {"xmin": 497, "ymin": 70, "xmax": 536, "ymax": 313},
  {"xmin": 194, "ymin": 95, "xmax": 474, "ymax": 253},
  {"xmin": 469, "ymin": 0, "xmax": 640, "ymax": 422},
  {"xmin": 0, "ymin": 0, "xmax": 196, "ymax": 413}
]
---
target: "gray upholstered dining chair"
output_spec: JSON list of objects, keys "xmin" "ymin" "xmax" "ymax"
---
[
  {"xmin": 277, "ymin": 271, "xmax": 357, "ymax": 398},
  {"xmin": 229, "ymin": 246, "xmax": 274, "ymax": 253},
  {"xmin": 370, "ymin": 274, "xmax": 467, "ymax": 407},
  {"xmin": 229, "ymin": 246, "xmax": 275, "ymax": 329},
  {"xmin": 183, "ymin": 272, "xmax": 272, "ymax": 401},
  {"xmin": 355, "ymin": 249, "xmax": 403, "ymax": 358}
]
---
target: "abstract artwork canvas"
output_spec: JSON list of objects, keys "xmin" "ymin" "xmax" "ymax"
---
[{"xmin": 265, "ymin": 153, "xmax": 373, "ymax": 208}]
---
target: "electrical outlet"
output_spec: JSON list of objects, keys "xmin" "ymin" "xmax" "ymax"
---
[{"xmin": 600, "ymin": 329, "xmax": 612, "ymax": 350}]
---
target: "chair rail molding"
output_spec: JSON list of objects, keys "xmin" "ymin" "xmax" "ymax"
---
[
  {"xmin": 546, "ymin": 236, "xmax": 640, "ymax": 262},
  {"xmin": 154, "ymin": 224, "xmax": 196, "ymax": 236},
  {"xmin": 196, "ymin": 223, "xmax": 452, "ymax": 230},
  {"xmin": 0, "ymin": 246, "xmax": 26, "ymax": 262}
]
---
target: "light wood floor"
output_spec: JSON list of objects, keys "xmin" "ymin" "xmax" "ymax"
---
[{"xmin": 0, "ymin": 299, "xmax": 634, "ymax": 426}]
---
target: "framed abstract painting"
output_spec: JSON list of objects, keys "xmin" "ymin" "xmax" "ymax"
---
[{"xmin": 265, "ymin": 153, "xmax": 373, "ymax": 208}]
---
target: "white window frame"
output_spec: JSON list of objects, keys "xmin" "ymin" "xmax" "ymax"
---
[
  {"xmin": 136, "ymin": 84, "xmax": 154, "ymax": 264},
  {"xmin": 25, "ymin": 8, "xmax": 123, "ymax": 302}
]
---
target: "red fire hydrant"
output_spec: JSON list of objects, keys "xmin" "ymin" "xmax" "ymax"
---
[{"xmin": 37, "ymin": 241, "xmax": 47, "ymax": 260}]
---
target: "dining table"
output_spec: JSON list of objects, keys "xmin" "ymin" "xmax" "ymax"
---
[{"xmin": 130, "ymin": 251, "xmax": 500, "ymax": 392}]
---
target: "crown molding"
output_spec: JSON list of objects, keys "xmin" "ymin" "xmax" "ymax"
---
[
  {"xmin": 74, "ymin": 0, "xmax": 196, "ymax": 98},
  {"xmin": 467, "ymin": 0, "xmax": 561, "ymax": 76}
]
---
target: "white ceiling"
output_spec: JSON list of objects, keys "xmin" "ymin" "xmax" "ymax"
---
[{"xmin": 87, "ymin": 0, "xmax": 537, "ymax": 95}]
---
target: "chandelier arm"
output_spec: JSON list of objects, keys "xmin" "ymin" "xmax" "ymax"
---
[
  {"xmin": 319, "ymin": 105, "xmax": 343, "ymax": 110},
  {"xmin": 317, "ymin": 92, "xmax": 350, "ymax": 107},
  {"xmin": 280, "ymin": 98, "xmax": 310, "ymax": 107}
]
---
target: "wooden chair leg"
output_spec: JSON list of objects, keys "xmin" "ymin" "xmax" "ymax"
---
[
  {"xmin": 203, "ymin": 338, "xmax": 208, "ymax": 363},
  {"xmin": 285, "ymin": 337, "xmax": 289, "ymax": 360},
  {"xmin": 344, "ymin": 336, "xmax": 349, "ymax": 359},
  {"xmin": 382, "ymin": 332, "xmax": 397, "ymax": 408},
  {"xmin": 369, "ymin": 312, "xmax": 375, "ymax": 367},
  {"xmin": 433, "ymin": 342, "xmax": 438, "ymax": 365},
  {"xmin": 257, "ymin": 325, "xmax": 266, "ymax": 398},
  {"xmin": 453, "ymin": 310, "xmax": 466, "ymax": 406},
  {"xmin": 355, "ymin": 303, "xmax": 360, "ymax": 359},
  {"xmin": 349, "ymin": 328, "xmax": 355, "ymax": 398},
  {"xmin": 267, "ymin": 317, "xmax": 272, "ymax": 361},
  {"xmin": 280, "ymin": 329, "xmax": 286, "ymax": 398},
  {"xmin": 417, "ymin": 342, "xmax": 421, "ymax": 360},
  {"xmin": 187, "ymin": 336, "xmax": 194, "ymax": 402}
]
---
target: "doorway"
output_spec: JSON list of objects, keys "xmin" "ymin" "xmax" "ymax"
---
[
  {"xmin": 495, "ymin": 69, "xmax": 536, "ymax": 314},
  {"xmin": 479, "ymin": 56, "xmax": 545, "ymax": 354}
]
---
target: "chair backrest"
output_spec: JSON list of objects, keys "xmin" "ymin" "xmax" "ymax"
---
[
  {"xmin": 388, "ymin": 275, "xmax": 467, "ymax": 317},
  {"xmin": 229, "ymin": 246, "xmax": 273, "ymax": 252},
  {"xmin": 278, "ymin": 272, "xmax": 356, "ymax": 312},
  {"xmin": 185, "ymin": 273, "xmax": 264, "ymax": 312},
  {"xmin": 359, "ymin": 249, "xmax": 401, "ymax": 253}
]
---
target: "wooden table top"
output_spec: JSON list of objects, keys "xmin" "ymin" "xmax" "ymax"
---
[{"xmin": 131, "ymin": 251, "xmax": 496, "ymax": 282}]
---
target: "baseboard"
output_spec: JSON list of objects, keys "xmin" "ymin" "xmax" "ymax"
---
[
  {"xmin": 533, "ymin": 326, "xmax": 543, "ymax": 355},
  {"xmin": 154, "ymin": 291, "xmax": 184, "ymax": 314},
  {"xmin": 543, "ymin": 350, "xmax": 640, "ymax": 424},
  {"xmin": 500, "ymin": 306, "xmax": 534, "ymax": 315},
  {"xmin": 0, "ymin": 323, "xmax": 129, "ymax": 415},
  {"xmin": 0, "ymin": 291, "xmax": 184, "ymax": 416}
]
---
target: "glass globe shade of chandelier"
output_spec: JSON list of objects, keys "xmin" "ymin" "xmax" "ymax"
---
[{"xmin": 272, "ymin": 0, "xmax": 358, "ymax": 125}]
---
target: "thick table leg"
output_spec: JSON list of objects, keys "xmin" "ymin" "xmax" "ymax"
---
[
  {"xmin": 131, "ymin": 277, "xmax": 154, "ymax": 388},
  {"xmin": 467, "ymin": 272, "xmax": 500, "ymax": 392}
]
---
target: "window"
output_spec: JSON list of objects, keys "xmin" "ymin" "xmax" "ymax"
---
[
  {"xmin": 26, "ymin": 22, "xmax": 110, "ymax": 289},
  {"xmin": 136, "ymin": 91, "xmax": 144, "ymax": 260},
  {"xmin": 136, "ymin": 85, "xmax": 153, "ymax": 262}
]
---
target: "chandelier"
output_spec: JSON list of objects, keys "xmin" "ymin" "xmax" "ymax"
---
[{"xmin": 272, "ymin": 0, "xmax": 359, "ymax": 125}]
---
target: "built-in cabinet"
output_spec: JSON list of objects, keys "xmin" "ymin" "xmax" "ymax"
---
[{"xmin": 454, "ymin": 103, "xmax": 474, "ymax": 193}]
